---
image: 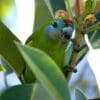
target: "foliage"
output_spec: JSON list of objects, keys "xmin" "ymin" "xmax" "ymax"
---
[{"xmin": 0, "ymin": 0, "xmax": 100, "ymax": 100}]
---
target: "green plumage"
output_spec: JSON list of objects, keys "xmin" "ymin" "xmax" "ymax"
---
[
  {"xmin": 26, "ymin": 26, "xmax": 67, "ymax": 69},
  {"xmin": 26, "ymin": 0, "xmax": 67, "ymax": 69}
]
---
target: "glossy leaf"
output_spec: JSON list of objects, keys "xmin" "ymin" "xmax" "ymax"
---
[
  {"xmin": 0, "ymin": 84, "xmax": 34, "ymax": 100},
  {"xmin": 0, "ymin": 21, "xmax": 25, "ymax": 76},
  {"xmin": 15, "ymin": 42, "xmax": 71, "ymax": 100},
  {"xmin": 75, "ymin": 88, "xmax": 88, "ymax": 100}
]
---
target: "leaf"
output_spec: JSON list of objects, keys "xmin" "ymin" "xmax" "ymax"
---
[
  {"xmin": 15, "ymin": 42, "xmax": 71, "ymax": 100},
  {"xmin": 0, "ymin": 56, "xmax": 13, "ymax": 74},
  {"xmin": 0, "ymin": 84, "xmax": 34, "ymax": 100},
  {"xmin": 64, "ymin": 41, "xmax": 73, "ymax": 66},
  {"xmin": 75, "ymin": 88, "xmax": 88, "ymax": 100},
  {"xmin": 34, "ymin": 0, "xmax": 53, "ymax": 31},
  {"xmin": 64, "ymin": 0, "xmax": 73, "ymax": 19},
  {"xmin": 79, "ymin": 37, "xmax": 86, "ymax": 49},
  {"xmin": 0, "ymin": 65, "xmax": 5, "ymax": 71},
  {"xmin": 33, "ymin": 82, "xmax": 54, "ymax": 100},
  {"xmin": 93, "ymin": 39, "xmax": 100, "ymax": 49},
  {"xmin": 44, "ymin": 0, "xmax": 54, "ymax": 18},
  {"xmin": 75, "ymin": 47, "xmax": 87, "ymax": 64},
  {"xmin": 34, "ymin": 0, "xmax": 66, "ymax": 32},
  {"xmin": 0, "ymin": 21, "xmax": 25, "ymax": 76},
  {"xmin": 86, "ymin": 22, "xmax": 100, "ymax": 33},
  {"xmin": 64, "ymin": 0, "xmax": 77, "ymax": 26},
  {"xmin": 23, "ymin": 64, "xmax": 36, "ymax": 83}
]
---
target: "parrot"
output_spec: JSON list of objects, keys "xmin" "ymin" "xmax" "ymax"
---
[
  {"xmin": 26, "ymin": 18, "xmax": 75, "ymax": 69},
  {"xmin": 26, "ymin": 0, "xmax": 76, "ymax": 69},
  {"xmin": 24, "ymin": 0, "xmax": 98, "ymax": 82}
]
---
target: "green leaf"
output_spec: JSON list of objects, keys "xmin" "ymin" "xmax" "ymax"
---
[
  {"xmin": 64, "ymin": 41, "xmax": 73, "ymax": 66},
  {"xmin": 34, "ymin": 0, "xmax": 53, "ymax": 31},
  {"xmin": 44, "ymin": 0, "xmax": 54, "ymax": 18},
  {"xmin": 64, "ymin": 0, "xmax": 77, "ymax": 26},
  {"xmin": 33, "ymin": 82, "xmax": 54, "ymax": 100},
  {"xmin": 75, "ymin": 88, "xmax": 88, "ymax": 100},
  {"xmin": 64, "ymin": 0, "xmax": 74, "ymax": 19},
  {"xmin": 79, "ymin": 37, "xmax": 86, "ymax": 49},
  {"xmin": 0, "ymin": 56, "xmax": 13, "ymax": 74},
  {"xmin": 0, "ymin": 65, "xmax": 5, "ymax": 71},
  {"xmin": 75, "ymin": 47, "xmax": 87, "ymax": 64},
  {"xmin": 0, "ymin": 21, "xmax": 25, "ymax": 76},
  {"xmin": 15, "ymin": 42, "xmax": 71, "ymax": 100},
  {"xmin": 0, "ymin": 84, "xmax": 34, "ymax": 100},
  {"xmin": 23, "ymin": 64, "xmax": 36, "ymax": 83},
  {"xmin": 86, "ymin": 22, "xmax": 100, "ymax": 33}
]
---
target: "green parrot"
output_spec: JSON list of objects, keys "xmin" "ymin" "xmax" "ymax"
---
[
  {"xmin": 26, "ymin": 0, "xmax": 75, "ymax": 69},
  {"xmin": 22, "ymin": 0, "xmax": 75, "ymax": 83},
  {"xmin": 23, "ymin": 0, "xmax": 99, "ymax": 82}
]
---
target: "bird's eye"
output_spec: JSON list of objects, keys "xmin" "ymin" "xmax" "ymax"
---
[{"xmin": 52, "ymin": 22, "xmax": 58, "ymax": 28}]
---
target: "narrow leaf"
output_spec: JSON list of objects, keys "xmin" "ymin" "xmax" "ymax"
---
[
  {"xmin": 86, "ymin": 22, "xmax": 100, "ymax": 33},
  {"xmin": 64, "ymin": 0, "xmax": 77, "ymax": 26},
  {"xmin": 34, "ymin": 0, "xmax": 53, "ymax": 31},
  {"xmin": 44, "ymin": 0, "xmax": 54, "ymax": 18},
  {"xmin": 0, "ymin": 21, "xmax": 25, "ymax": 76},
  {"xmin": 64, "ymin": 41, "xmax": 73, "ymax": 66},
  {"xmin": 15, "ymin": 42, "xmax": 71, "ymax": 100},
  {"xmin": 75, "ymin": 47, "xmax": 87, "ymax": 64},
  {"xmin": 0, "ymin": 65, "xmax": 5, "ymax": 71},
  {"xmin": 0, "ymin": 56, "xmax": 13, "ymax": 74},
  {"xmin": 64, "ymin": 0, "xmax": 73, "ymax": 19},
  {"xmin": 75, "ymin": 88, "xmax": 88, "ymax": 100}
]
